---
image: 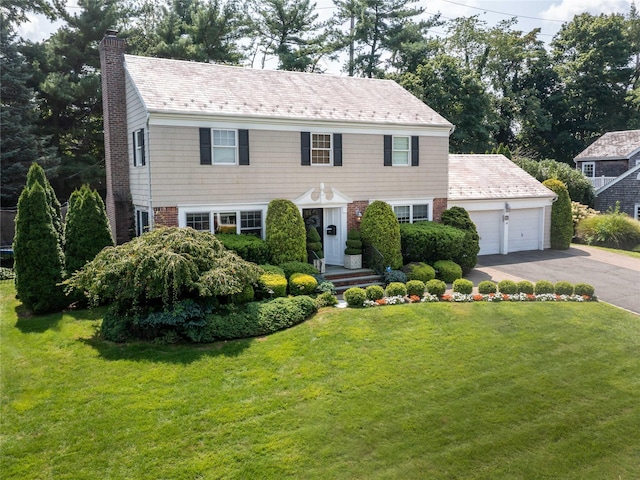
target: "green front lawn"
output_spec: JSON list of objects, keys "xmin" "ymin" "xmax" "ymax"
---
[{"xmin": 2, "ymin": 281, "xmax": 640, "ymax": 479}]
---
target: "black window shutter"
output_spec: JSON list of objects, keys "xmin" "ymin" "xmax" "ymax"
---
[
  {"xmin": 132, "ymin": 132, "xmax": 137, "ymax": 166},
  {"xmin": 383, "ymin": 135, "xmax": 392, "ymax": 166},
  {"xmin": 199, "ymin": 128, "xmax": 211, "ymax": 165},
  {"xmin": 333, "ymin": 133, "xmax": 342, "ymax": 166},
  {"xmin": 301, "ymin": 132, "xmax": 311, "ymax": 166},
  {"xmin": 411, "ymin": 136, "xmax": 419, "ymax": 166},
  {"xmin": 140, "ymin": 129, "xmax": 146, "ymax": 166},
  {"xmin": 238, "ymin": 129, "xmax": 250, "ymax": 165}
]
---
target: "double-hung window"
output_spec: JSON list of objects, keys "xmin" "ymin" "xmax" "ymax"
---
[
  {"xmin": 391, "ymin": 203, "xmax": 431, "ymax": 223},
  {"xmin": 213, "ymin": 130, "xmax": 237, "ymax": 165},
  {"xmin": 311, "ymin": 134, "xmax": 332, "ymax": 165},
  {"xmin": 392, "ymin": 136, "xmax": 410, "ymax": 166},
  {"xmin": 133, "ymin": 129, "xmax": 145, "ymax": 167}
]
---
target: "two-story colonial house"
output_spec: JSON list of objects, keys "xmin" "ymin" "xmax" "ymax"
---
[{"xmin": 99, "ymin": 31, "xmax": 455, "ymax": 266}]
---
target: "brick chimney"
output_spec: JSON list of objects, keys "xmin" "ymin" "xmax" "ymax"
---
[{"xmin": 99, "ymin": 30, "xmax": 131, "ymax": 244}]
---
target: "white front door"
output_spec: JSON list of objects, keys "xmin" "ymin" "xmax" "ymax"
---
[{"xmin": 324, "ymin": 207, "xmax": 344, "ymax": 265}]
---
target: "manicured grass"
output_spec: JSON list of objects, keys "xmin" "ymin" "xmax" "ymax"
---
[
  {"xmin": 2, "ymin": 281, "xmax": 640, "ymax": 479},
  {"xmin": 586, "ymin": 244, "xmax": 640, "ymax": 259}
]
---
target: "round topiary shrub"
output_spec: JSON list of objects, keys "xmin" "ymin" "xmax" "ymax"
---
[
  {"xmin": 258, "ymin": 272, "xmax": 288, "ymax": 298},
  {"xmin": 453, "ymin": 278, "xmax": 473, "ymax": 294},
  {"xmin": 316, "ymin": 291, "xmax": 338, "ymax": 308},
  {"xmin": 534, "ymin": 280, "xmax": 555, "ymax": 295},
  {"xmin": 344, "ymin": 287, "xmax": 366, "ymax": 307},
  {"xmin": 406, "ymin": 280, "xmax": 425, "ymax": 297},
  {"xmin": 385, "ymin": 281, "xmax": 407, "ymax": 297},
  {"xmin": 384, "ymin": 269, "xmax": 407, "ymax": 285},
  {"xmin": 289, "ymin": 273, "xmax": 318, "ymax": 295},
  {"xmin": 516, "ymin": 280, "xmax": 534, "ymax": 294},
  {"xmin": 365, "ymin": 284, "xmax": 385, "ymax": 301},
  {"xmin": 434, "ymin": 260, "xmax": 462, "ymax": 283},
  {"xmin": 402, "ymin": 262, "xmax": 436, "ymax": 282},
  {"xmin": 266, "ymin": 199, "xmax": 307, "ymax": 265},
  {"xmin": 574, "ymin": 283, "xmax": 595, "ymax": 297},
  {"xmin": 359, "ymin": 200, "xmax": 402, "ymax": 270},
  {"xmin": 497, "ymin": 280, "xmax": 518, "ymax": 295},
  {"xmin": 478, "ymin": 280, "xmax": 497, "ymax": 294},
  {"xmin": 543, "ymin": 179, "xmax": 573, "ymax": 250},
  {"xmin": 344, "ymin": 228, "xmax": 363, "ymax": 255},
  {"xmin": 554, "ymin": 281, "xmax": 574, "ymax": 296},
  {"xmin": 425, "ymin": 279, "xmax": 446, "ymax": 296}
]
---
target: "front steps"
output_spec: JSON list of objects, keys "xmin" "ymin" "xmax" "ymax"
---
[{"xmin": 323, "ymin": 266, "xmax": 384, "ymax": 294}]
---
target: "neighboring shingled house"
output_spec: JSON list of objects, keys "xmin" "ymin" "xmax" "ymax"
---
[
  {"xmin": 448, "ymin": 155, "xmax": 556, "ymax": 255},
  {"xmin": 573, "ymin": 130, "xmax": 640, "ymax": 219},
  {"xmin": 99, "ymin": 31, "xmax": 453, "ymax": 266}
]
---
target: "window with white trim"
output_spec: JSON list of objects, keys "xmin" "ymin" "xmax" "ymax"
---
[
  {"xmin": 392, "ymin": 203, "xmax": 431, "ymax": 223},
  {"xmin": 311, "ymin": 133, "xmax": 332, "ymax": 165},
  {"xmin": 241, "ymin": 210, "xmax": 262, "ymax": 237},
  {"xmin": 581, "ymin": 162, "xmax": 595, "ymax": 178},
  {"xmin": 213, "ymin": 129, "xmax": 237, "ymax": 164},
  {"xmin": 392, "ymin": 136, "xmax": 410, "ymax": 166},
  {"xmin": 135, "ymin": 209, "xmax": 149, "ymax": 236},
  {"xmin": 133, "ymin": 129, "xmax": 145, "ymax": 167},
  {"xmin": 186, "ymin": 212, "xmax": 210, "ymax": 231}
]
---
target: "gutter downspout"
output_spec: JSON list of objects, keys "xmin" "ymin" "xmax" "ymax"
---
[{"xmin": 146, "ymin": 112, "xmax": 153, "ymax": 230}]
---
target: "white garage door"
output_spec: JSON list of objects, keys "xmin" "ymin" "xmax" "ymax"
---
[
  {"xmin": 508, "ymin": 208, "xmax": 541, "ymax": 252},
  {"xmin": 469, "ymin": 210, "xmax": 502, "ymax": 255}
]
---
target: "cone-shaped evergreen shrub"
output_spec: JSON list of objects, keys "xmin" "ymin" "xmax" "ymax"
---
[
  {"xmin": 344, "ymin": 228, "xmax": 362, "ymax": 255},
  {"xmin": 359, "ymin": 201, "xmax": 402, "ymax": 269},
  {"xmin": 26, "ymin": 163, "xmax": 63, "ymax": 246},
  {"xmin": 64, "ymin": 185, "xmax": 114, "ymax": 275},
  {"xmin": 13, "ymin": 181, "xmax": 66, "ymax": 313},
  {"xmin": 543, "ymin": 179, "xmax": 573, "ymax": 249},
  {"xmin": 265, "ymin": 199, "xmax": 306, "ymax": 265},
  {"xmin": 306, "ymin": 226, "xmax": 324, "ymax": 261}
]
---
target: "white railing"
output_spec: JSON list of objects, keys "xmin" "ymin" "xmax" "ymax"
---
[{"xmin": 590, "ymin": 176, "xmax": 616, "ymax": 189}]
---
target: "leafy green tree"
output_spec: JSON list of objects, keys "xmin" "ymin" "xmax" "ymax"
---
[
  {"xmin": 399, "ymin": 54, "xmax": 496, "ymax": 153},
  {"xmin": 64, "ymin": 184, "xmax": 114, "ymax": 275},
  {"xmin": 543, "ymin": 179, "xmax": 573, "ymax": 250},
  {"xmin": 359, "ymin": 200, "xmax": 402, "ymax": 269},
  {"xmin": 0, "ymin": 21, "xmax": 58, "ymax": 207},
  {"xmin": 13, "ymin": 181, "xmax": 66, "ymax": 314},
  {"xmin": 265, "ymin": 199, "xmax": 307, "ymax": 265}
]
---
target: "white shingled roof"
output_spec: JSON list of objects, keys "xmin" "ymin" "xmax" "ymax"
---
[
  {"xmin": 124, "ymin": 55, "xmax": 453, "ymax": 128},
  {"xmin": 448, "ymin": 154, "xmax": 556, "ymax": 201},
  {"xmin": 574, "ymin": 130, "xmax": 640, "ymax": 161}
]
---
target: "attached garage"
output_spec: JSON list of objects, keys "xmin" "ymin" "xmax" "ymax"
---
[{"xmin": 448, "ymin": 155, "xmax": 556, "ymax": 255}]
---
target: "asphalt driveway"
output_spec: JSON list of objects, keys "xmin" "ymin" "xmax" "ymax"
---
[{"xmin": 468, "ymin": 245, "xmax": 640, "ymax": 315}]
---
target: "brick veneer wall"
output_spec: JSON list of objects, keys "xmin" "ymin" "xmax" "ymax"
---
[
  {"xmin": 154, "ymin": 207, "xmax": 179, "ymax": 228},
  {"xmin": 347, "ymin": 201, "xmax": 369, "ymax": 232},
  {"xmin": 99, "ymin": 32, "xmax": 131, "ymax": 245},
  {"xmin": 432, "ymin": 198, "xmax": 447, "ymax": 222}
]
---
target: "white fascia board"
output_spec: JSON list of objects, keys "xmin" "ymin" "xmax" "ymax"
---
[
  {"xmin": 449, "ymin": 197, "xmax": 554, "ymax": 211},
  {"xmin": 147, "ymin": 112, "xmax": 452, "ymax": 137}
]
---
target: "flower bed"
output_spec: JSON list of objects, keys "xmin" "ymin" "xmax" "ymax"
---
[{"xmin": 361, "ymin": 291, "xmax": 596, "ymax": 307}]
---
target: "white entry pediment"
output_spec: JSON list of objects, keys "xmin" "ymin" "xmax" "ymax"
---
[{"xmin": 294, "ymin": 183, "xmax": 352, "ymax": 208}]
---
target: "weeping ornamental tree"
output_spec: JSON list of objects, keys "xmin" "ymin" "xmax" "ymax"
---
[
  {"xmin": 265, "ymin": 199, "xmax": 307, "ymax": 265},
  {"xmin": 13, "ymin": 179, "xmax": 66, "ymax": 314},
  {"xmin": 64, "ymin": 184, "xmax": 114, "ymax": 275}
]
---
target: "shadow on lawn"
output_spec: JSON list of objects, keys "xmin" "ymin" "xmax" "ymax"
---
[
  {"xmin": 80, "ymin": 335, "xmax": 254, "ymax": 364},
  {"xmin": 14, "ymin": 304, "xmax": 106, "ymax": 334}
]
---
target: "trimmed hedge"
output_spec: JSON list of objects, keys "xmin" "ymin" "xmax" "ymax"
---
[
  {"xmin": 400, "ymin": 222, "xmax": 465, "ymax": 266},
  {"xmin": 385, "ymin": 282, "xmax": 407, "ymax": 297},
  {"xmin": 217, "ymin": 233, "xmax": 270, "ymax": 264},
  {"xmin": 426, "ymin": 279, "xmax": 446, "ymax": 296},
  {"xmin": 402, "ymin": 262, "xmax": 435, "ymax": 282},
  {"xmin": 534, "ymin": 280, "xmax": 555, "ymax": 295},
  {"xmin": 554, "ymin": 281, "xmax": 574, "ymax": 295},
  {"xmin": 406, "ymin": 280, "xmax": 425, "ymax": 297},
  {"xmin": 360, "ymin": 201, "xmax": 403, "ymax": 270},
  {"xmin": 574, "ymin": 283, "xmax": 595, "ymax": 297},
  {"xmin": 543, "ymin": 179, "xmax": 573, "ymax": 250},
  {"xmin": 453, "ymin": 278, "xmax": 473, "ymax": 294},
  {"xmin": 289, "ymin": 273, "xmax": 318, "ymax": 295},
  {"xmin": 440, "ymin": 206, "xmax": 480, "ymax": 273},
  {"xmin": 517, "ymin": 281, "xmax": 534, "ymax": 294},
  {"xmin": 365, "ymin": 285, "xmax": 385, "ymax": 301},
  {"xmin": 478, "ymin": 281, "xmax": 497, "ymax": 294},
  {"xmin": 433, "ymin": 260, "xmax": 462, "ymax": 283},
  {"xmin": 344, "ymin": 287, "xmax": 366, "ymax": 307},
  {"xmin": 497, "ymin": 280, "xmax": 517, "ymax": 294}
]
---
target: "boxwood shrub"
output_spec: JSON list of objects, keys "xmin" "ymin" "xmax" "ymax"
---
[
  {"xmin": 316, "ymin": 292, "xmax": 338, "ymax": 308},
  {"xmin": 289, "ymin": 273, "xmax": 318, "ymax": 295},
  {"xmin": 516, "ymin": 280, "xmax": 534, "ymax": 294},
  {"xmin": 478, "ymin": 280, "xmax": 497, "ymax": 294},
  {"xmin": 365, "ymin": 285, "xmax": 385, "ymax": 301},
  {"xmin": 554, "ymin": 281, "xmax": 574, "ymax": 295},
  {"xmin": 433, "ymin": 260, "xmax": 462, "ymax": 283},
  {"xmin": 574, "ymin": 283, "xmax": 595, "ymax": 297},
  {"xmin": 344, "ymin": 287, "xmax": 366, "ymax": 307},
  {"xmin": 400, "ymin": 222, "xmax": 465, "ymax": 266},
  {"xmin": 259, "ymin": 264, "xmax": 285, "ymax": 276},
  {"xmin": 453, "ymin": 278, "xmax": 473, "ymax": 294},
  {"xmin": 216, "ymin": 233, "xmax": 270, "ymax": 264},
  {"xmin": 258, "ymin": 272, "xmax": 287, "ymax": 298},
  {"xmin": 280, "ymin": 261, "xmax": 318, "ymax": 280},
  {"xmin": 426, "ymin": 279, "xmax": 446, "ymax": 296},
  {"xmin": 534, "ymin": 280, "xmax": 555, "ymax": 295},
  {"xmin": 385, "ymin": 282, "xmax": 407, "ymax": 297},
  {"xmin": 406, "ymin": 280, "xmax": 425, "ymax": 297},
  {"xmin": 402, "ymin": 262, "xmax": 435, "ymax": 282},
  {"xmin": 497, "ymin": 280, "xmax": 517, "ymax": 294}
]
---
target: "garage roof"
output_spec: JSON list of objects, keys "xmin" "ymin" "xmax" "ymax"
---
[{"xmin": 448, "ymin": 154, "xmax": 556, "ymax": 201}]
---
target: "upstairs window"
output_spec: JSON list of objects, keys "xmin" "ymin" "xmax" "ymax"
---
[
  {"xmin": 582, "ymin": 162, "xmax": 595, "ymax": 178},
  {"xmin": 392, "ymin": 136, "xmax": 410, "ymax": 166},
  {"xmin": 133, "ymin": 129, "xmax": 145, "ymax": 167},
  {"xmin": 312, "ymin": 134, "xmax": 332, "ymax": 165},
  {"xmin": 213, "ymin": 130, "xmax": 237, "ymax": 164}
]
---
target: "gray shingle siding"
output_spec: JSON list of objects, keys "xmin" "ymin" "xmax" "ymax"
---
[{"xmin": 595, "ymin": 173, "xmax": 640, "ymax": 217}]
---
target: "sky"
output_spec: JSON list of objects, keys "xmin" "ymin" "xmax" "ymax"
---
[{"xmin": 17, "ymin": 0, "xmax": 637, "ymax": 53}]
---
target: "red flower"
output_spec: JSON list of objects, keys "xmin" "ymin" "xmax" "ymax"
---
[{"xmin": 441, "ymin": 294, "xmax": 452, "ymax": 301}]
